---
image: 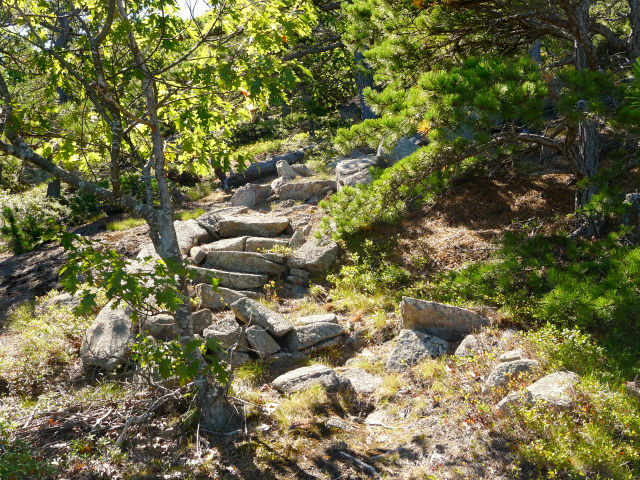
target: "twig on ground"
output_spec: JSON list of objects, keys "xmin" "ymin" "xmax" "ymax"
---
[{"xmin": 338, "ymin": 451, "xmax": 380, "ymax": 478}]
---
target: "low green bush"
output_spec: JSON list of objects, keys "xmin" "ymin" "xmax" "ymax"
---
[{"xmin": 0, "ymin": 420, "xmax": 50, "ymax": 480}]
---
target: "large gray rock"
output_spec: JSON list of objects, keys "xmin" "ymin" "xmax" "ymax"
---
[
  {"xmin": 230, "ymin": 184, "xmax": 272, "ymax": 207},
  {"xmin": 335, "ymin": 154, "xmax": 380, "ymax": 190},
  {"xmin": 217, "ymin": 215, "xmax": 289, "ymax": 238},
  {"xmin": 484, "ymin": 359, "xmax": 539, "ymax": 391},
  {"xmin": 272, "ymin": 364, "xmax": 341, "ymax": 394},
  {"xmin": 230, "ymin": 297, "xmax": 293, "ymax": 338},
  {"xmin": 191, "ymin": 237, "xmax": 247, "ymax": 265},
  {"xmin": 286, "ymin": 322, "xmax": 346, "ymax": 351},
  {"xmin": 274, "ymin": 180, "xmax": 336, "ymax": 202},
  {"xmin": 245, "ymin": 325, "xmax": 281, "ymax": 357},
  {"xmin": 174, "ymin": 219, "xmax": 211, "ymax": 254},
  {"xmin": 81, "ymin": 301, "xmax": 137, "ymax": 371},
  {"xmin": 276, "ymin": 160, "xmax": 300, "ymax": 180},
  {"xmin": 196, "ymin": 207, "xmax": 249, "ymax": 237},
  {"xmin": 204, "ymin": 251, "xmax": 286, "ymax": 275},
  {"xmin": 190, "ymin": 266, "xmax": 269, "ymax": 290},
  {"xmin": 195, "ymin": 283, "xmax": 256, "ymax": 310},
  {"xmin": 202, "ymin": 313, "xmax": 242, "ymax": 350},
  {"xmin": 390, "ymin": 134, "xmax": 427, "ymax": 165},
  {"xmin": 288, "ymin": 237, "xmax": 339, "ymax": 273},
  {"xmin": 385, "ymin": 329, "xmax": 448, "ymax": 372},
  {"xmin": 339, "ymin": 367, "xmax": 383, "ymax": 395},
  {"xmin": 400, "ymin": 297, "xmax": 489, "ymax": 341},
  {"xmin": 244, "ymin": 237, "xmax": 290, "ymax": 252}
]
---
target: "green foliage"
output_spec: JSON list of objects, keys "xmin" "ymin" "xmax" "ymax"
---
[
  {"xmin": 0, "ymin": 186, "xmax": 69, "ymax": 253},
  {"xmin": 501, "ymin": 326, "xmax": 640, "ymax": 480},
  {"xmin": 427, "ymin": 232, "xmax": 640, "ymax": 340},
  {"xmin": 0, "ymin": 420, "xmax": 50, "ymax": 480},
  {"xmin": 233, "ymin": 360, "xmax": 267, "ymax": 386},
  {"xmin": 0, "ymin": 299, "xmax": 94, "ymax": 395},
  {"xmin": 173, "ymin": 208, "xmax": 206, "ymax": 221},
  {"xmin": 106, "ymin": 217, "xmax": 146, "ymax": 231}
]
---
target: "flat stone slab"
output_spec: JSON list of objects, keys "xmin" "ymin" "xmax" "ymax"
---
[
  {"xmin": 485, "ymin": 359, "xmax": 539, "ymax": 391},
  {"xmin": 190, "ymin": 266, "xmax": 268, "ymax": 290},
  {"xmin": 81, "ymin": 301, "xmax": 136, "ymax": 371},
  {"xmin": 286, "ymin": 322, "xmax": 346, "ymax": 351},
  {"xmin": 272, "ymin": 364, "xmax": 341, "ymax": 394},
  {"xmin": 191, "ymin": 237, "xmax": 247, "ymax": 264},
  {"xmin": 217, "ymin": 215, "xmax": 289, "ymax": 238},
  {"xmin": 274, "ymin": 179, "xmax": 336, "ymax": 202},
  {"xmin": 245, "ymin": 325, "xmax": 281, "ymax": 357},
  {"xmin": 202, "ymin": 313, "xmax": 242, "ymax": 350},
  {"xmin": 196, "ymin": 207, "xmax": 249, "ymax": 237},
  {"xmin": 195, "ymin": 283, "xmax": 257, "ymax": 310},
  {"xmin": 400, "ymin": 297, "xmax": 489, "ymax": 341},
  {"xmin": 244, "ymin": 237, "xmax": 290, "ymax": 252},
  {"xmin": 174, "ymin": 219, "xmax": 212, "ymax": 254},
  {"xmin": 297, "ymin": 314, "xmax": 338, "ymax": 325},
  {"xmin": 339, "ymin": 367, "xmax": 383, "ymax": 395},
  {"xmin": 230, "ymin": 297, "xmax": 293, "ymax": 338},
  {"xmin": 288, "ymin": 237, "xmax": 339, "ymax": 273},
  {"xmin": 386, "ymin": 329, "xmax": 448, "ymax": 372},
  {"xmin": 205, "ymin": 251, "xmax": 286, "ymax": 275}
]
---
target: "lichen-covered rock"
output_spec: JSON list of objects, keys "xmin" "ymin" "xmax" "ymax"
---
[
  {"xmin": 338, "ymin": 367, "xmax": 382, "ymax": 395},
  {"xmin": 288, "ymin": 230, "xmax": 306, "ymax": 249},
  {"xmin": 400, "ymin": 297, "xmax": 489, "ymax": 341},
  {"xmin": 204, "ymin": 251, "xmax": 286, "ymax": 275},
  {"xmin": 484, "ymin": 359, "xmax": 539, "ymax": 391},
  {"xmin": 230, "ymin": 184, "xmax": 272, "ymax": 207},
  {"xmin": 245, "ymin": 325, "xmax": 281, "ymax": 357},
  {"xmin": 244, "ymin": 237, "xmax": 290, "ymax": 252},
  {"xmin": 230, "ymin": 297, "xmax": 293, "ymax": 338},
  {"xmin": 194, "ymin": 283, "xmax": 256, "ymax": 311},
  {"xmin": 291, "ymin": 164, "xmax": 314, "ymax": 177},
  {"xmin": 174, "ymin": 219, "xmax": 211, "ymax": 254},
  {"xmin": 202, "ymin": 313, "xmax": 242, "ymax": 350},
  {"xmin": 297, "ymin": 313, "xmax": 337, "ymax": 325},
  {"xmin": 335, "ymin": 154, "xmax": 380, "ymax": 190},
  {"xmin": 142, "ymin": 314, "xmax": 177, "ymax": 340},
  {"xmin": 191, "ymin": 308, "xmax": 213, "ymax": 334},
  {"xmin": 385, "ymin": 329, "xmax": 448, "ymax": 372},
  {"xmin": 190, "ymin": 266, "xmax": 269, "ymax": 290},
  {"xmin": 497, "ymin": 371, "xmax": 579, "ymax": 413},
  {"xmin": 274, "ymin": 180, "xmax": 335, "ymax": 202},
  {"xmin": 288, "ymin": 237, "xmax": 339, "ymax": 273},
  {"xmin": 276, "ymin": 159, "xmax": 300, "ymax": 180},
  {"xmin": 81, "ymin": 301, "xmax": 136, "ymax": 371},
  {"xmin": 455, "ymin": 334, "xmax": 482, "ymax": 357},
  {"xmin": 272, "ymin": 364, "xmax": 341, "ymax": 393},
  {"xmin": 285, "ymin": 322, "xmax": 346, "ymax": 351}
]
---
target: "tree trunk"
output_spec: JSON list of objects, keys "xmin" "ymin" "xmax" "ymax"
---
[
  {"xmin": 47, "ymin": 178, "xmax": 61, "ymax": 198},
  {"xmin": 629, "ymin": 0, "xmax": 640, "ymax": 57},
  {"xmin": 355, "ymin": 50, "xmax": 377, "ymax": 121}
]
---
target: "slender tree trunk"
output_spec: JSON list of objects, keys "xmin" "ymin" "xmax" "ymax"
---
[
  {"xmin": 355, "ymin": 50, "xmax": 377, "ymax": 121},
  {"xmin": 629, "ymin": 0, "xmax": 640, "ymax": 57}
]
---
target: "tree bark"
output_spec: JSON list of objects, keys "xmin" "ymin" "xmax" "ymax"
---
[
  {"xmin": 629, "ymin": 0, "xmax": 640, "ymax": 57},
  {"xmin": 355, "ymin": 50, "xmax": 377, "ymax": 121}
]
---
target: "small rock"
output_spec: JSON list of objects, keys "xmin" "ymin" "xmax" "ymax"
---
[
  {"xmin": 286, "ymin": 322, "xmax": 346, "ymax": 351},
  {"xmin": 526, "ymin": 371, "xmax": 579, "ymax": 409},
  {"xmin": 190, "ymin": 266, "xmax": 269, "ymax": 290},
  {"xmin": 288, "ymin": 237, "xmax": 339, "ymax": 273},
  {"xmin": 335, "ymin": 154, "xmax": 380, "ymax": 190},
  {"xmin": 386, "ymin": 329, "xmax": 448, "ymax": 372},
  {"xmin": 390, "ymin": 134, "xmax": 427, "ymax": 166},
  {"xmin": 455, "ymin": 334, "xmax": 482, "ymax": 357},
  {"xmin": 143, "ymin": 314, "xmax": 177, "ymax": 340},
  {"xmin": 271, "ymin": 177, "xmax": 286, "ymax": 190},
  {"xmin": 499, "ymin": 350, "xmax": 524, "ymax": 362},
  {"xmin": 194, "ymin": 283, "xmax": 254, "ymax": 311},
  {"xmin": 324, "ymin": 417, "xmax": 353, "ymax": 431},
  {"xmin": 345, "ymin": 330, "xmax": 366, "ymax": 351},
  {"xmin": 289, "ymin": 267, "xmax": 310, "ymax": 279},
  {"xmin": 276, "ymin": 160, "xmax": 300, "ymax": 180},
  {"xmin": 39, "ymin": 292, "xmax": 81, "ymax": 311},
  {"xmin": 202, "ymin": 313, "xmax": 242, "ymax": 349},
  {"xmin": 81, "ymin": 301, "xmax": 137, "ymax": 371},
  {"xmin": 297, "ymin": 313, "xmax": 337, "ymax": 325},
  {"xmin": 339, "ymin": 367, "xmax": 382, "ymax": 395},
  {"xmin": 484, "ymin": 359, "xmax": 539, "ymax": 391},
  {"xmin": 400, "ymin": 297, "xmax": 489, "ymax": 341},
  {"xmin": 231, "ymin": 184, "xmax": 272, "ymax": 207},
  {"xmin": 244, "ymin": 237, "xmax": 290, "ymax": 252},
  {"xmin": 272, "ymin": 364, "xmax": 341, "ymax": 394},
  {"xmin": 245, "ymin": 325, "xmax": 281, "ymax": 357},
  {"xmin": 274, "ymin": 179, "xmax": 336, "ymax": 202},
  {"xmin": 192, "ymin": 308, "xmax": 213, "ymax": 334},
  {"xmin": 365, "ymin": 409, "xmax": 393, "ymax": 426},
  {"xmin": 291, "ymin": 164, "xmax": 314, "ymax": 177},
  {"xmin": 288, "ymin": 230, "xmax": 306, "ymax": 249},
  {"xmin": 230, "ymin": 297, "xmax": 293, "ymax": 338},
  {"xmin": 303, "ymin": 335, "xmax": 345, "ymax": 353},
  {"xmin": 624, "ymin": 380, "xmax": 640, "ymax": 399}
]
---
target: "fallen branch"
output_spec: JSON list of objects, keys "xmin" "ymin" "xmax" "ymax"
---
[{"xmin": 338, "ymin": 451, "xmax": 380, "ymax": 478}]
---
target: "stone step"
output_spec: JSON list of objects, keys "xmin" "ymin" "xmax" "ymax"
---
[
  {"xmin": 204, "ymin": 251, "xmax": 287, "ymax": 275},
  {"xmin": 217, "ymin": 215, "xmax": 289, "ymax": 238},
  {"xmin": 189, "ymin": 266, "xmax": 269, "ymax": 290}
]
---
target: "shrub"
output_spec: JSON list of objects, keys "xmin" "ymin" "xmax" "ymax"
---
[{"xmin": 0, "ymin": 420, "xmax": 50, "ymax": 480}]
